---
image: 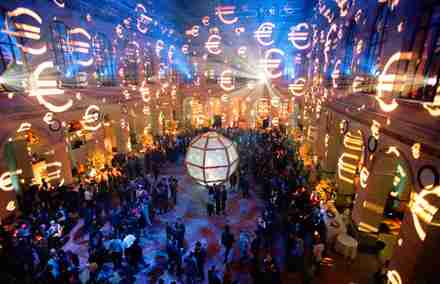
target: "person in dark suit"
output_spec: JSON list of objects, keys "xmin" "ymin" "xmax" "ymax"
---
[
  {"xmin": 221, "ymin": 186, "xmax": 228, "ymax": 215},
  {"xmin": 221, "ymin": 225, "xmax": 235, "ymax": 263}
]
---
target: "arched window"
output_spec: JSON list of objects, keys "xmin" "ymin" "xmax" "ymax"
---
[
  {"xmin": 366, "ymin": 3, "xmax": 389, "ymax": 74},
  {"xmin": 122, "ymin": 41, "xmax": 140, "ymax": 85},
  {"xmin": 143, "ymin": 46, "xmax": 154, "ymax": 80},
  {"xmin": 50, "ymin": 20, "xmax": 75, "ymax": 82},
  {"xmin": 92, "ymin": 32, "xmax": 117, "ymax": 86},
  {"xmin": 0, "ymin": 7, "xmax": 24, "ymax": 92},
  {"xmin": 343, "ymin": 20, "xmax": 356, "ymax": 76},
  {"xmin": 408, "ymin": 5, "xmax": 440, "ymax": 102}
]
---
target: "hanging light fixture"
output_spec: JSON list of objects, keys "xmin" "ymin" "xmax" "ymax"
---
[{"xmin": 185, "ymin": 132, "xmax": 239, "ymax": 186}]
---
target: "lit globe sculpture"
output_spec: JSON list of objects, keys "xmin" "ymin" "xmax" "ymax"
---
[{"xmin": 185, "ymin": 131, "xmax": 239, "ymax": 186}]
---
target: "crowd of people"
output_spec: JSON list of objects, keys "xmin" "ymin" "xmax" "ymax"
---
[
  {"xmin": 0, "ymin": 127, "xmax": 337, "ymax": 284},
  {"xmin": 0, "ymin": 131, "xmax": 197, "ymax": 284},
  {"xmin": 216, "ymin": 129, "xmax": 327, "ymax": 284}
]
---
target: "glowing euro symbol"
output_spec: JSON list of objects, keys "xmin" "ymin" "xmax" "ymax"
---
[
  {"xmin": 81, "ymin": 105, "xmax": 101, "ymax": 131},
  {"xmin": 254, "ymin": 22, "xmax": 275, "ymax": 46},
  {"xmin": 171, "ymin": 85, "xmax": 177, "ymax": 100},
  {"xmin": 221, "ymin": 94, "xmax": 229, "ymax": 102},
  {"xmin": 235, "ymin": 27, "xmax": 245, "ymax": 35},
  {"xmin": 288, "ymin": 23, "xmax": 311, "ymax": 50},
  {"xmin": 338, "ymin": 153, "xmax": 359, "ymax": 184},
  {"xmin": 156, "ymin": 40, "xmax": 164, "ymax": 57},
  {"xmin": 271, "ymin": 96, "xmax": 280, "ymax": 108},
  {"xmin": 29, "ymin": 61, "xmax": 73, "ymax": 113},
  {"xmin": 181, "ymin": 44, "xmax": 189, "ymax": 55},
  {"xmin": 135, "ymin": 4, "xmax": 152, "ymax": 34},
  {"xmin": 411, "ymin": 185, "xmax": 440, "ymax": 241},
  {"xmin": 371, "ymin": 120, "xmax": 381, "ymax": 139},
  {"xmin": 123, "ymin": 90, "xmax": 131, "ymax": 100},
  {"xmin": 43, "ymin": 112, "xmax": 54, "ymax": 125},
  {"xmin": 332, "ymin": 60, "xmax": 342, "ymax": 88},
  {"xmin": 386, "ymin": 270, "xmax": 402, "ymax": 284},
  {"xmin": 140, "ymin": 81, "xmax": 150, "ymax": 103},
  {"xmin": 143, "ymin": 106, "xmax": 150, "ymax": 115},
  {"xmin": 44, "ymin": 162, "xmax": 63, "ymax": 185},
  {"xmin": 186, "ymin": 25, "xmax": 200, "ymax": 37},
  {"xmin": 324, "ymin": 23, "xmax": 338, "ymax": 71},
  {"xmin": 412, "ymin": 143, "xmax": 421, "ymax": 159},
  {"xmin": 237, "ymin": 46, "xmax": 247, "ymax": 58},
  {"xmin": 3, "ymin": 7, "xmax": 47, "ymax": 55},
  {"xmin": 343, "ymin": 131, "xmax": 363, "ymax": 152},
  {"xmin": 216, "ymin": 6, "xmax": 238, "ymax": 25},
  {"xmin": 68, "ymin": 27, "xmax": 93, "ymax": 66},
  {"xmin": 205, "ymin": 35, "xmax": 222, "ymax": 55},
  {"xmin": 356, "ymin": 39, "xmax": 364, "ymax": 54},
  {"xmin": 336, "ymin": 0, "xmax": 352, "ymax": 17},
  {"xmin": 423, "ymin": 95, "xmax": 440, "ymax": 117},
  {"xmin": 289, "ymin": 78, "xmax": 306, "ymax": 96},
  {"xmin": 219, "ymin": 70, "xmax": 235, "ymax": 92},
  {"xmin": 53, "ymin": 0, "xmax": 65, "ymax": 8},
  {"xmin": 168, "ymin": 45, "xmax": 175, "ymax": 62},
  {"xmin": 115, "ymin": 24, "xmax": 124, "ymax": 38},
  {"xmin": 386, "ymin": 146, "xmax": 400, "ymax": 157},
  {"xmin": 202, "ymin": 16, "xmax": 210, "ymax": 26},
  {"xmin": 376, "ymin": 52, "xmax": 413, "ymax": 112},
  {"xmin": 6, "ymin": 200, "xmax": 16, "ymax": 211},
  {"xmin": 353, "ymin": 76, "xmax": 367, "ymax": 92},
  {"xmin": 17, "ymin": 122, "xmax": 32, "ymax": 133},
  {"xmin": 262, "ymin": 48, "xmax": 284, "ymax": 79},
  {"xmin": 0, "ymin": 169, "xmax": 23, "ymax": 191},
  {"xmin": 360, "ymin": 167, "xmax": 370, "ymax": 188}
]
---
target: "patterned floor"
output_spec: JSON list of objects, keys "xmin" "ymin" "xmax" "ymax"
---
[{"xmin": 64, "ymin": 162, "xmax": 379, "ymax": 283}]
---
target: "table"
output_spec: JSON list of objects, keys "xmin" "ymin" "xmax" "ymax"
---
[{"xmin": 334, "ymin": 233, "xmax": 358, "ymax": 260}]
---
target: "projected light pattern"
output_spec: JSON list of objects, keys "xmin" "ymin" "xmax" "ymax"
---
[
  {"xmin": 0, "ymin": 0, "xmax": 436, "ymax": 221},
  {"xmin": 254, "ymin": 22, "xmax": 275, "ymax": 46},
  {"xmin": 68, "ymin": 27, "xmax": 94, "ymax": 67},
  {"xmin": 6, "ymin": 200, "xmax": 16, "ymax": 211},
  {"xmin": 289, "ymin": 78, "xmax": 306, "ymax": 96},
  {"xmin": 411, "ymin": 185, "xmax": 440, "ymax": 241},
  {"xmin": 16, "ymin": 122, "xmax": 32, "ymax": 133},
  {"xmin": 3, "ymin": 7, "xmax": 47, "ymax": 55},
  {"xmin": 376, "ymin": 52, "xmax": 413, "ymax": 112},
  {"xmin": 29, "ymin": 61, "xmax": 73, "ymax": 113},
  {"xmin": 288, "ymin": 23, "xmax": 311, "ymax": 50},
  {"xmin": 219, "ymin": 70, "xmax": 235, "ymax": 91},
  {"xmin": 205, "ymin": 35, "xmax": 222, "ymax": 55},
  {"xmin": 81, "ymin": 105, "xmax": 102, "ymax": 131},
  {"xmin": 338, "ymin": 131, "xmax": 363, "ymax": 185},
  {"xmin": 216, "ymin": 6, "xmax": 238, "ymax": 25},
  {"xmin": 135, "ymin": 4, "xmax": 153, "ymax": 34},
  {"xmin": 262, "ymin": 48, "xmax": 285, "ymax": 79},
  {"xmin": 0, "ymin": 169, "xmax": 23, "ymax": 191}
]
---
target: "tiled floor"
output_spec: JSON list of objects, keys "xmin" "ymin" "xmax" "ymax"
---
[{"xmin": 64, "ymin": 162, "xmax": 379, "ymax": 283}]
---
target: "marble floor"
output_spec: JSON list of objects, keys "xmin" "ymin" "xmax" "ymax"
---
[{"xmin": 64, "ymin": 162, "xmax": 379, "ymax": 284}]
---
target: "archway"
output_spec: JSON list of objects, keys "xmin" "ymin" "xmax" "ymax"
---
[
  {"xmin": 356, "ymin": 148, "xmax": 414, "ymax": 262},
  {"xmin": 2, "ymin": 124, "xmax": 64, "ymax": 189}
]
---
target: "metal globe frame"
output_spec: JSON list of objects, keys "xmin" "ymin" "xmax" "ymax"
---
[{"xmin": 185, "ymin": 131, "xmax": 239, "ymax": 186}]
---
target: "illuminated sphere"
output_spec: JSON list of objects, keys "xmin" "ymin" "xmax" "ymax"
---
[{"xmin": 185, "ymin": 131, "xmax": 239, "ymax": 186}]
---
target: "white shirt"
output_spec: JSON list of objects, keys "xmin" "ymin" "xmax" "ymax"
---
[{"xmin": 85, "ymin": 190, "xmax": 93, "ymax": 201}]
